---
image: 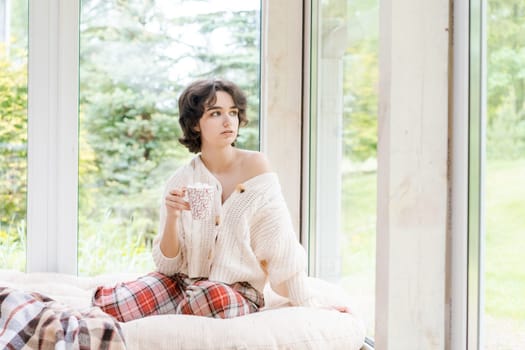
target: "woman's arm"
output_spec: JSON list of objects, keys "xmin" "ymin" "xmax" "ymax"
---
[
  {"xmin": 250, "ymin": 176, "xmax": 351, "ymax": 313},
  {"xmin": 249, "ymin": 183, "xmax": 315, "ymax": 306},
  {"xmin": 152, "ymin": 174, "xmax": 190, "ymax": 275},
  {"xmin": 159, "ymin": 188, "xmax": 189, "ymax": 258}
]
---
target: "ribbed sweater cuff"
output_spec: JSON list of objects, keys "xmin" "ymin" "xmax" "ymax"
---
[
  {"xmin": 285, "ymin": 272, "xmax": 316, "ymax": 307},
  {"xmin": 152, "ymin": 244, "xmax": 183, "ymax": 276}
]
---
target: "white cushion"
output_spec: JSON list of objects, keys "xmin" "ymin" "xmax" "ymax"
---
[{"xmin": 0, "ymin": 270, "xmax": 365, "ymax": 350}]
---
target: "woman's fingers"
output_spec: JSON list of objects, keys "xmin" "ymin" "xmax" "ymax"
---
[
  {"xmin": 169, "ymin": 188, "xmax": 186, "ymax": 197},
  {"xmin": 320, "ymin": 305, "xmax": 352, "ymax": 313},
  {"xmin": 165, "ymin": 188, "xmax": 190, "ymax": 210},
  {"xmin": 333, "ymin": 305, "xmax": 351, "ymax": 313}
]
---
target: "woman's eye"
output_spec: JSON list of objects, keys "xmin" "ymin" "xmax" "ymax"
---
[
  {"xmin": 211, "ymin": 111, "xmax": 221, "ymax": 117},
  {"xmin": 229, "ymin": 110, "xmax": 239, "ymax": 117}
]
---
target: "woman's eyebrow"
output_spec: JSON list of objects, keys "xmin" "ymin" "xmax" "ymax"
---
[{"xmin": 205, "ymin": 105, "xmax": 238, "ymax": 111}]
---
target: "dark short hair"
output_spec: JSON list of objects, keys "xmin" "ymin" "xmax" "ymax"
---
[{"xmin": 178, "ymin": 78, "xmax": 248, "ymax": 153}]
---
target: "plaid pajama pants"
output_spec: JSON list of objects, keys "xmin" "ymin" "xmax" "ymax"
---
[{"xmin": 92, "ymin": 272, "xmax": 264, "ymax": 322}]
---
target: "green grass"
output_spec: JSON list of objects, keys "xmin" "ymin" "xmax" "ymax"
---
[
  {"xmin": 0, "ymin": 219, "xmax": 26, "ymax": 271},
  {"xmin": 340, "ymin": 170, "xmax": 377, "ymax": 336},
  {"xmin": 77, "ymin": 210, "xmax": 155, "ymax": 276},
  {"xmin": 341, "ymin": 170, "xmax": 377, "ymax": 277},
  {"xmin": 485, "ymin": 159, "xmax": 525, "ymax": 320}
]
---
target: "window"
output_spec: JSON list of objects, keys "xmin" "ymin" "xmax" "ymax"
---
[
  {"xmin": 483, "ymin": 0, "xmax": 525, "ymax": 347},
  {"xmin": 18, "ymin": 0, "xmax": 264, "ymax": 274},
  {"xmin": 78, "ymin": 0, "xmax": 262, "ymax": 275},
  {"xmin": 466, "ymin": 0, "xmax": 525, "ymax": 348},
  {"xmin": 308, "ymin": 0, "xmax": 378, "ymax": 337},
  {"xmin": 0, "ymin": 0, "xmax": 27, "ymax": 271}
]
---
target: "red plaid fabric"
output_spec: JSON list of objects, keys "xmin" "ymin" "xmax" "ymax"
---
[{"xmin": 92, "ymin": 272, "xmax": 264, "ymax": 322}]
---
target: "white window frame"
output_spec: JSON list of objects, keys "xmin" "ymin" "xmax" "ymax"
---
[
  {"xmin": 260, "ymin": 0, "xmax": 305, "ymax": 237},
  {"xmin": 26, "ymin": 0, "xmax": 79, "ymax": 273},
  {"xmin": 449, "ymin": 0, "xmax": 469, "ymax": 347},
  {"xmin": 450, "ymin": 0, "xmax": 486, "ymax": 348},
  {"xmin": 466, "ymin": 0, "xmax": 486, "ymax": 348},
  {"xmin": 376, "ymin": 0, "xmax": 450, "ymax": 345}
]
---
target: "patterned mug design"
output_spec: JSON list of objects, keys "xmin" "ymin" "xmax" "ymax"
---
[{"xmin": 186, "ymin": 183, "xmax": 214, "ymax": 220}]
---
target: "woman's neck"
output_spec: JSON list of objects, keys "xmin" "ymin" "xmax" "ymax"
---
[{"xmin": 199, "ymin": 146, "xmax": 237, "ymax": 174}]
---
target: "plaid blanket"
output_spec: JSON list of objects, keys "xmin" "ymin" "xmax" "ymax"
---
[{"xmin": 0, "ymin": 287, "xmax": 126, "ymax": 350}]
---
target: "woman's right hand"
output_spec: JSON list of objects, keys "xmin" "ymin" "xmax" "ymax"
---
[
  {"xmin": 165, "ymin": 187, "xmax": 190, "ymax": 219},
  {"xmin": 159, "ymin": 188, "xmax": 188, "ymax": 258}
]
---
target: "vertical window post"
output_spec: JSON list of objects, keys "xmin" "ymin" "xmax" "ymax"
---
[
  {"xmin": 376, "ymin": 0, "xmax": 449, "ymax": 347},
  {"xmin": 448, "ymin": 0, "xmax": 470, "ymax": 347},
  {"xmin": 260, "ymin": 0, "xmax": 304, "ymax": 235},
  {"xmin": 467, "ymin": 0, "xmax": 486, "ymax": 347},
  {"xmin": 27, "ymin": 0, "xmax": 79, "ymax": 273}
]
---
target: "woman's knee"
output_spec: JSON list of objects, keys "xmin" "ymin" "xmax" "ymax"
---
[
  {"xmin": 179, "ymin": 282, "xmax": 251, "ymax": 318},
  {"xmin": 92, "ymin": 272, "xmax": 182, "ymax": 322}
]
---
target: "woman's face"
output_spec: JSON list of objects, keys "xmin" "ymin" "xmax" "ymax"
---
[{"xmin": 197, "ymin": 90, "xmax": 240, "ymax": 150}]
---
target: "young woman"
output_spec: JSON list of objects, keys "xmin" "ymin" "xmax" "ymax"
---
[{"xmin": 92, "ymin": 78, "xmax": 346, "ymax": 321}]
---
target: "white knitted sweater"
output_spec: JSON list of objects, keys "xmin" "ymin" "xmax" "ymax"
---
[{"xmin": 152, "ymin": 155, "xmax": 315, "ymax": 306}]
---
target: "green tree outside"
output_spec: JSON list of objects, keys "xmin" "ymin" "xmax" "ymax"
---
[{"xmin": 0, "ymin": 43, "xmax": 27, "ymax": 270}]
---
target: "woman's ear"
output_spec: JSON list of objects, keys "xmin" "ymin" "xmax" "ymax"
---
[{"xmin": 194, "ymin": 125, "xmax": 200, "ymax": 132}]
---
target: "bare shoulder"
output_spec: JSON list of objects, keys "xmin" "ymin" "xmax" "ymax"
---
[{"xmin": 238, "ymin": 149, "xmax": 272, "ymax": 178}]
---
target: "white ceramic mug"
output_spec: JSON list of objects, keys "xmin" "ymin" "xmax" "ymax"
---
[{"xmin": 186, "ymin": 183, "xmax": 214, "ymax": 220}]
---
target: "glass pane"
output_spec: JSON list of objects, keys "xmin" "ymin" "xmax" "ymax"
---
[
  {"xmin": 78, "ymin": 0, "xmax": 261, "ymax": 275},
  {"xmin": 311, "ymin": 0, "xmax": 378, "ymax": 338},
  {"xmin": 0, "ymin": 0, "xmax": 28, "ymax": 271},
  {"xmin": 484, "ymin": 1, "xmax": 525, "ymax": 347}
]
